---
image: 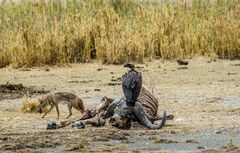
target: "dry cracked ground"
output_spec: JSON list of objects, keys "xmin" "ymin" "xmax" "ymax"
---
[{"xmin": 0, "ymin": 57, "xmax": 240, "ymax": 153}]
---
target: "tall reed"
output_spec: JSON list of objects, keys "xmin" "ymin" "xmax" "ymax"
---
[{"xmin": 0, "ymin": 0, "xmax": 239, "ymax": 67}]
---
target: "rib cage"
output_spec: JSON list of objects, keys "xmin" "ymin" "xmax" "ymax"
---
[{"xmin": 137, "ymin": 85, "xmax": 159, "ymax": 119}]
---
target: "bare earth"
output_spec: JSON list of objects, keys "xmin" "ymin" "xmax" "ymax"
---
[{"xmin": 0, "ymin": 58, "xmax": 240, "ymax": 153}]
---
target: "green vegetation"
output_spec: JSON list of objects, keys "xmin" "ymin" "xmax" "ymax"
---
[{"xmin": 0, "ymin": 0, "xmax": 239, "ymax": 67}]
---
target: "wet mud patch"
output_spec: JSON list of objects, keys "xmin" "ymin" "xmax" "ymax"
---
[
  {"xmin": 1, "ymin": 122, "xmax": 240, "ymax": 152},
  {"xmin": 218, "ymin": 97, "xmax": 240, "ymax": 105},
  {"xmin": 0, "ymin": 130, "xmax": 84, "ymax": 152},
  {"xmin": 82, "ymin": 130, "xmax": 240, "ymax": 152},
  {"xmin": 0, "ymin": 128, "xmax": 130, "ymax": 152},
  {"xmin": 0, "ymin": 83, "xmax": 49, "ymax": 101},
  {"xmin": 204, "ymin": 97, "xmax": 240, "ymax": 105},
  {"xmin": 202, "ymin": 139, "xmax": 240, "ymax": 153},
  {"xmin": 0, "ymin": 133, "xmax": 61, "ymax": 152}
]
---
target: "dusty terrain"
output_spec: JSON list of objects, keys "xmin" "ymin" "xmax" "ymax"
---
[{"xmin": 0, "ymin": 58, "xmax": 240, "ymax": 153}]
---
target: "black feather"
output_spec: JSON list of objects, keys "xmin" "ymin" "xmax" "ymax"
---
[{"xmin": 122, "ymin": 69, "xmax": 142, "ymax": 107}]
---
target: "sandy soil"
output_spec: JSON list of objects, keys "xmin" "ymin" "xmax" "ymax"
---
[{"xmin": 0, "ymin": 58, "xmax": 240, "ymax": 153}]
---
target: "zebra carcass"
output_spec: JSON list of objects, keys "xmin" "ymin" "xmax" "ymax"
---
[
  {"xmin": 100, "ymin": 85, "xmax": 167, "ymax": 130},
  {"xmin": 50, "ymin": 85, "xmax": 167, "ymax": 130}
]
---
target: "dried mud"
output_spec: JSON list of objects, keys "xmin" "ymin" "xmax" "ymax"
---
[
  {"xmin": 0, "ymin": 83, "xmax": 49, "ymax": 101},
  {"xmin": 0, "ymin": 58, "xmax": 240, "ymax": 152}
]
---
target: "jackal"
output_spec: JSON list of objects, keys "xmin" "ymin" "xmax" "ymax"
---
[{"xmin": 36, "ymin": 91, "xmax": 84, "ymax": 119}]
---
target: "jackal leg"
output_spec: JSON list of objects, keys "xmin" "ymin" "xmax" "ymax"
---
[
  {"xmin": 66, "ymin": 104, "xmax": 72, "ymax": 119},
  {"xmin": 55, "ymin": 104, "xmax": 60, "ymax": 119},
  {"xmin": 42, "ymin": 105, "xmax": 54, "ymax": 118}
]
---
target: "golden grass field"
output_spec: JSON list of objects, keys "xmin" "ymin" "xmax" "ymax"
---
[{"xmin": 0, "ymin": 0, "xmax": 239, "ymax": 68}]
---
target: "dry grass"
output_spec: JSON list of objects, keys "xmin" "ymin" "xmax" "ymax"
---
[
  {"xmin": 0, "ymin": 0, "xmax": 239, "ymax": 67},
  {"xmin": 20, "ymin": 98, "xmax": 48, "ymax": 114}
]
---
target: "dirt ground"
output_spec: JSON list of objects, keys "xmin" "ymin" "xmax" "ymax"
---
[{"xmin": 0, "ymin": 57, "xmax": 240, "ymax": 153}]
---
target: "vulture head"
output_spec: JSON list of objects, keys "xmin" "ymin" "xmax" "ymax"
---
[{"xmin": 124, "ymin": 63, "xmax": 135, "ymax": 70}]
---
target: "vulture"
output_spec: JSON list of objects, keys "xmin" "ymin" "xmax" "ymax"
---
[{"xmin": 122, "ymin": 63, "xmax": 142, "ymax": 107}]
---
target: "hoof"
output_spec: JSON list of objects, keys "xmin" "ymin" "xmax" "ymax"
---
[
  {"xmin": 47, "ymin": 121, "xmax": 57, "ymax": 130},
  {"xmin": 73, "ymin": 121, "xmax": 85, "ymax": 129}
]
